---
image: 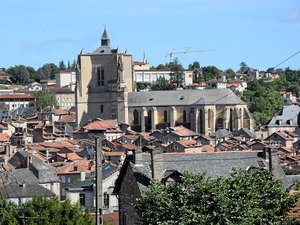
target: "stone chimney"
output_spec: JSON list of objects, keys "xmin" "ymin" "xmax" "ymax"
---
[
  {"xmin": 150, "ymin": 147, "xmax": 164, "ymax": 181},
  {"xmin": 262, "ymin": 146, "xmax": 279, "ymax": 171},
  {"xmin": 25, "ymin": 155, "xmax": 32, "ymax": 169}
]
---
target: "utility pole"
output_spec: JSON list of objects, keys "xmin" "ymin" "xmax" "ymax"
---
[{"xmin": 95, "ymin": 135, "xmax": 103, "ymax": 225}]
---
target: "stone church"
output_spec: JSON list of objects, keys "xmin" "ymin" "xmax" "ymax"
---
[{"xmin": 76, "ymin": 29, "xmax": 253, "ymax": 135}]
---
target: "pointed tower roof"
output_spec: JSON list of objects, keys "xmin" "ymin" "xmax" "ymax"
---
[{"xmin": 101, "ymin": 28, "xmax": 109, "ymax": 41}]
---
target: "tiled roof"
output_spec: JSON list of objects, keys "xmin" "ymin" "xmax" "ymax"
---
[
  {"xmin": 0, "ymin": 133, "xmax": 9, "ymax": 142},
  {"xmin": 83, "ymin": 119, "xmax": 120, "ymax": 131},
  {"xmin": 170, "ymin": 125, "xmax": 199, "ymax": 137},
  {"xmin": 0, "ymin": 93, "xmax": 35, "ymax": 99},
  {"xmin": 177, "ymin": 140, "xmax": 200, "ymax": 148}
]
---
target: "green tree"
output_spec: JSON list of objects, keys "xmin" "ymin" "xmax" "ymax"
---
[
  {"xmin": 188, "ymin": 61, "xmax": 202, "ymax": 83},
  {"xmin": 135, "ymin": 170, "xmax": 297, "ymax": 225},
  {"xmin": 201, "ymin": 65, "xmax": 221, "ymax": 81},
  {"xmin": 6, "ymin": 65, "xmax": 36, "ymax": 85},
  {"xmin": 239, "ymin": 61, "xmax": 250, "ymax": 74},
  {"xmin": 242, "ymin": 80, "xmax": 284, "ymax": 125},
  {"xmin": 169, "ymin": 58, "xmax": 185, "ymax": 88},
  {"xmin": 71, "ymin": 60, "xmax": 77, "ymax": 70},
  {"xmin": 32, "ymin": 91, "xmax": 59, "ymax": 110},
  {"xmin": 59, "ymin": 60, "xmax": 66, "ymax": 70},
  {"xmin": 0, "ymin": 197, "xmax": 19, "ymax": 225},
  {"xmin": 151, "ymin": 77, "xmax": 174, "ymax": 90},
  {"xmin": 136, "ymin": 82, "xmax": 151, "ymax": 91},
  {"xmin": 36, "ymin": 63, "xmax": 59, "ymax": 82},
  {"xmin": 22, "ymin": 196, "xmax": 93, "ymax": 225}
]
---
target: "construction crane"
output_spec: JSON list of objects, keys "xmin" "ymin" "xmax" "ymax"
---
[{"xmin": 165, "ymin": 48, "xmax": 214, "ymax": 62}]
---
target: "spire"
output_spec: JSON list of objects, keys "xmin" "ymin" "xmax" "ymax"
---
[{"xmin": 101, "ymin": 29, "xmax": 110, "ymax": 47}]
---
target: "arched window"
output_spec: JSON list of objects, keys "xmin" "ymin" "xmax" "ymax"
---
[
  {"xmin": 164, "ymin": 110, "xmax": 168, "ymax": 123},
  {"xmin": 148, "ymin": 110, "xmax": 152, "ymax": 125},
  {"xmin": 101, "ymin": 67, "xmax": 105, "ymax": 86},
  {"xmin": 208, "ymin": 110, "xmax": 211, "ymax": 128},
  {"xmin": 133, "ymin": 110, "xmax": 139, "ymax": 125},
  {"xmin": 183, "ymin": 110, "xmax": 187, "ymax": 123},
  {"xmin": 97, "ymin": 67, "xmax": 105, "ymax": 86}
]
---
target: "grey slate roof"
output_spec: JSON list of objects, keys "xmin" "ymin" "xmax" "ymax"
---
[
  {"xmin": 268, "ymin": 104, "xmax": 300, "ymax": 127},
  {"xmin": 128, "ymin": 89, "xmax": 245, "ymax": 107},
  {"xmin": 8, "ymin": 151, "xmax": 60, "ymax": 183},
  {"xmin": 0, "ymin": 183, "xmax": 55, "ymax": 198},
  {"xmin": 68, "ymin": 163, "xmax": 119, "ymax": 191},
  {"xmin": 215, "ymin": 129, "xmax": 233, "ymax": 139},
  {"xmin": 236, "ymin": 128, "xmax": 256, "ymax": 139},
  {"xmin": 132, "ymin": 151, "xmax": 289, "ymax": 189}
]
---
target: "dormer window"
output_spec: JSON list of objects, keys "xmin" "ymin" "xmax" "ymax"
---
[
  {"xmin": 149, "ymin": 97, "xmax": 153, "ymax": 101},
  {"xmin": 287, "ymin": 120, "xmax": 292, "ymax": 125},
  {"xmin": 179, "ymin": 96, "xmax": 184, "ymax": 100}
]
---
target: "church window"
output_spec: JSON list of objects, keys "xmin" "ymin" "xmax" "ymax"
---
[
  {"xmin": 100, "ymin": 105, "xmax": 104, "ymax": 113},
  {"xmin": 103, "ymin": 192, "xmax": 109, "ymax": 208},
  {"xmin": 97, "ymin": 67, "xmax": 105, "ymax": 86},
  {"xmin": 183, "ymin": 110, "xmax": 187, "ymax": 123},
  {"xmin": 164, "ymin": 110, "xmax": 168, "ymax": 123},
  {"xmin": 133, "ymin": 110, "xmax": 139, "ymax": 125}
]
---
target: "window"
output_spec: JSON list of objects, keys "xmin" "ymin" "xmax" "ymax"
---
[
  {"xmin": 100, "ymin": 105, "xmax": 104, "ymax": 113},
  {"xmin": 133, "ymin": 110, "xmax": 139, "ymax": 125},
  {"xmin": 79, "ymin": 193, "xmax": 85, "ymax": 206},
  {"xmin": 97, "ymin": 67, "xmax": 105, "ymax": 86},
  {"xmin": 183, "ymin": 110, "xmax": 187, "ymax": 123},
  {"xmin": 164, "ymin": 110, "xmax": 168, "ymax": 123},
  {"xmin": 61, "ymin": 176, "xmax": 65, "ymax": 183}
]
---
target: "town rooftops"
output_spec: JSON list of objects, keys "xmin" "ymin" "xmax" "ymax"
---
[{"xmin": 128, "ymin": 89, "xmax": 245, "ymax": 107}]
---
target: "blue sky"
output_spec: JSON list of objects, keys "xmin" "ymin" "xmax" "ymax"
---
[{"xmin": 1, "ymin": 0, "xmax": 300, "ymax": 71}]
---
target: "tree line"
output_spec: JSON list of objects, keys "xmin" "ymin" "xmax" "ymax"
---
[{"xmin": 1, "ymin": 60, "xmax": 76, "ymax": 85}]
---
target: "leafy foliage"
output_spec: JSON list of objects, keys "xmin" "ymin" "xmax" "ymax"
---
[
  {"xmin": 136, "ymin": 82, "xmax": 151, "ymax": 91},
  {"xmin": 36, "ymin": 63, "xmax": 59, "ymax": 82},
  {"xmin": 22, "ymin": 197, "xmax": 93, "ymax": 225},
  {"xmin": 0, "ymin": 197, "xmax": 19, "ymax": 225},
  {"xmin": 6, "ymin": 65, "xmax": 36, "ymax": 85},
  {"xmin": 32, "ymin": 91, "xmax": 59, "ymax": 110},
  {"xmin": 151, "ymin": 77, "xmax": 175, "ymax": 90},
  {"xmin": 169, "ymin": 58, "xmax": 185, "ymax": 88},
  {"xmin": 242, "ymin": 80, "xmax": 284, "ymax": 125},
  {"xmin": 135, "ymin": 170, "xmax": 298, "ymax": 225}
]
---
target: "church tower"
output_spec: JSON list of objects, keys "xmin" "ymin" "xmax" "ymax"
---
[{"xmin": 76, "ymin": 29, "xmax": 133, "ymax": 126}]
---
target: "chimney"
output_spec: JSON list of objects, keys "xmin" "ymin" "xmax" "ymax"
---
[
  {"xmin": 150, "ymin": 147, "xmax": 163, "ymax": 180},
  {"xmin": 26, "ymin": 155, "xmax": 32, "ymax": 169},
  {"xmin": 262, "ymin": 146, "xmax": 278, "ymax": 171}
]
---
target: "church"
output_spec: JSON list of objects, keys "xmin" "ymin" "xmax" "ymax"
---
[{"xmin": 75, "ymin": 29, "xmax": 253, "ymax": 135}]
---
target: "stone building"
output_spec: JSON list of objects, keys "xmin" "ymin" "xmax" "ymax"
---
[
  {"xmin": 76, "ymin": 29, "xmax": 253, "ymax": 135},
  {"xmin": 76, "ymin": 29, "xmax": 133, "ymax": 126}
]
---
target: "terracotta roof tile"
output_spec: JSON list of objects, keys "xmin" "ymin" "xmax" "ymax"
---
[{"xmin": 0, "ymin": 133, "xmax": 9, "ymax": 142}]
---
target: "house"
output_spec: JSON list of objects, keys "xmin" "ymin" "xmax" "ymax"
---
[
  {"xmin": 235, "ymin": 128, "xmax": 256, "ymax": 141},
  {"xmin": 0, "ymin": 93, "xmax": 36, "ymax": 111},
  {"xmin": 268, "ymin": 105, "xmax": 300, "ymax": 134},
  {"xmin": 0, "ymin": 71, "xmax": 11, "ymax": 81},
  {"xmin": 0, "ymin": 182, "xmax": 55, "ymax": 205},
  {"xmin": 265, "ymin": 131, "xmax": 296, "ymax": 148},
  {"xmin": 163, "ymin": 140, "xmax": 202, "ymax": 153},
  {"xmin": 8, "ymin": 151, "xmax": 61, "ymax": 197},
  {"xmin": 55, "ymin": 70, "xmax": 76, "ymax": 91},
  {"xmin": 73, "ymin": 118, "xmax": 123, "ymax": 141},
  {"xmin": 27, "ymin": 82, "xmax": 42, "ymax": 91},
  {"xmin": 113, "ymin": 149, "xmax": 288, "ymax": 225},
  {"xmin": 66, "ymin": 163, "xmax": 120, "ymax": 213},
  {"xmin": 44, "ymin": 87, "xmax": 75, "ymax": 110}
]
